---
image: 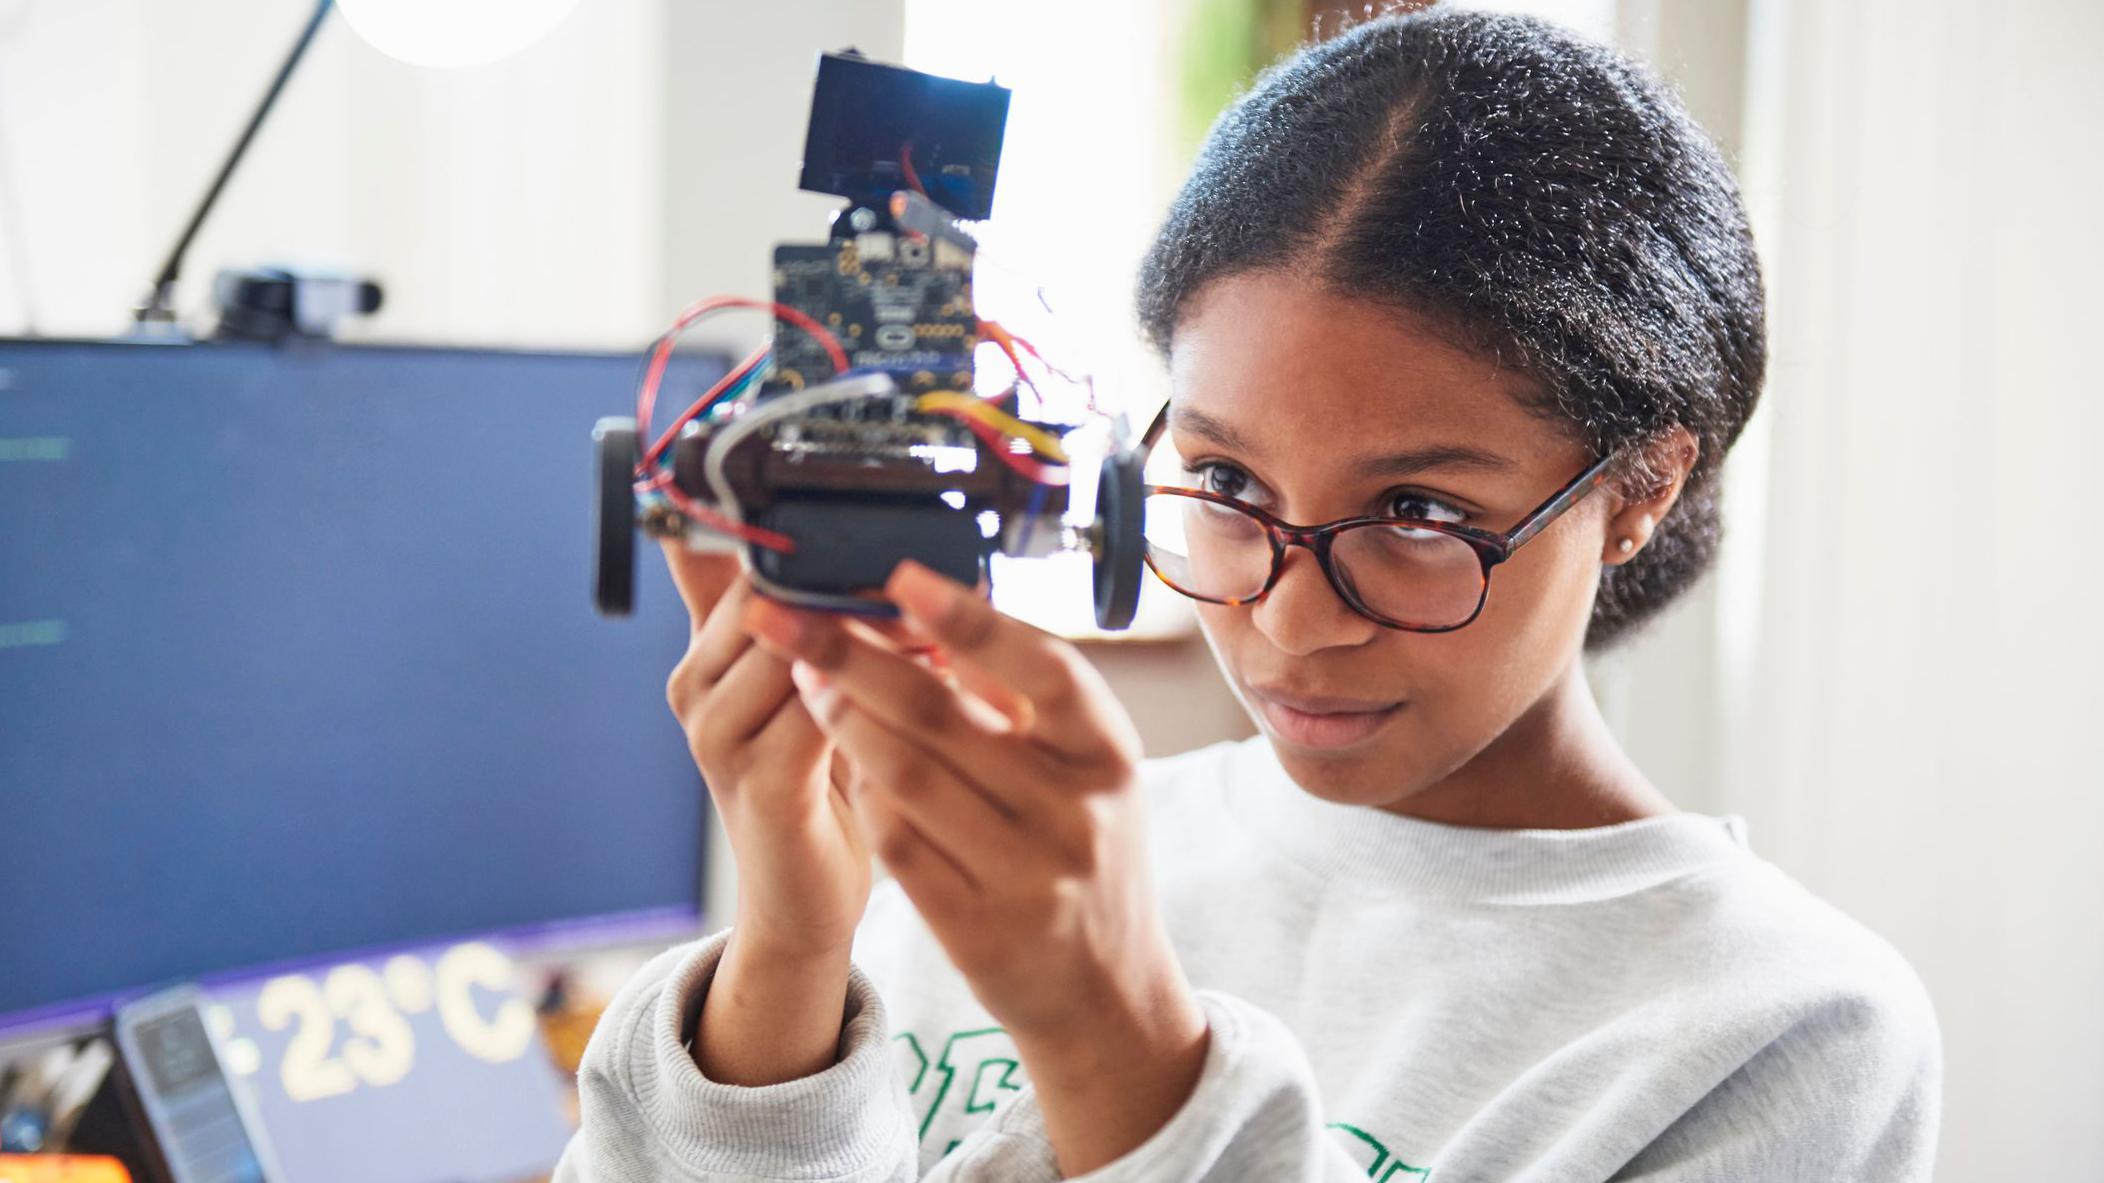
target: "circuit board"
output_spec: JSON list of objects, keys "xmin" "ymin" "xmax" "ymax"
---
[{"xmin": 762, "ymin": 231, "xmax": 979, "ymax": 398}]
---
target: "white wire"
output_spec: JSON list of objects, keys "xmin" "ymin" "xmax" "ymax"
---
[{"xmin": 700, "ymin": 372, "xmax": 901, "ymax": 608}]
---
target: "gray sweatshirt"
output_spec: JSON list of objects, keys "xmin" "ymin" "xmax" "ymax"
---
[{"xmin": 557, "ymin": 737, "xmax": 1942, "ymax": 1181}]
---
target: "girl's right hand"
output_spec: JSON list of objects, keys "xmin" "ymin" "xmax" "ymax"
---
[{"xmin": 661, "ymin": 542, "xmax": 873, "ymax": 962}]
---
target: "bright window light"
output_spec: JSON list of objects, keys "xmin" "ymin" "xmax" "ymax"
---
[
  {"xmin": 906, "ymin": 0, "xmax": 1193, "ymax": 639},
  {"xmin": 336, "ymin": 0, "xmax": 582, "ymax": 69}
]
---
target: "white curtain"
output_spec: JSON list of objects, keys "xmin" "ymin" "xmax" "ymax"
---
[{"xmin": 1701, "ymin": 0, "xmax": 2104, "ymax": 1174}]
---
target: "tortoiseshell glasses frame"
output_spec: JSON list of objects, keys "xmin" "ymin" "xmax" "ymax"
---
[{"xmin": 1138, "ymin": 404, "xmax": 1619, "ymax": 633}]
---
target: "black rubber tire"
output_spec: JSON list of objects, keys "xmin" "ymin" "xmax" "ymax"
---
[
  {"xmin": 1093, "ymin": 447, "xmax": 1146, "ymax": 631},
  {"xmin": 593, "ymin": 417, "xmax": 639, "ymax": 617}
]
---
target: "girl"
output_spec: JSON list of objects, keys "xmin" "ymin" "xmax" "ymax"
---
[{"xmin": 560, "ymin": 9, "xmax": 1940, "ymax": 1181}]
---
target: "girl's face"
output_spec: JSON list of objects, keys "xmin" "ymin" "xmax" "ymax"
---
[{"xmin": 1165, "ymin": 271, "xmax": 1633, "ymax": 812}]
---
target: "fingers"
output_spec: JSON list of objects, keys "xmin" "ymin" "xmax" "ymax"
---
[
  {"xmin": 693, "ymin": 645, "xmax": 802, "ymax": 749},
  {"xmin": 945, "ymin": 660, "xmax": 1037, "ymax": 732},
  {"xmin": 884, "ymin": 562, "xmax": 1139, "ymax": 766},
  {"xmin": 743, "ymin": 598, "xmax": 1058, "ymax": 813},
  {"xmin": 659, "ymin": 538, "xmax": 742, "ymax": 630},
  {"xmin": 666, "ymin": 575, "xmax": 814, "ymax": 769},
  {"xmin": 838, "ymin": 773, "xmax": 978, "ymax": 916},
  {"xmin": 798, "ymin": 671, "xmax": 1035, "ymax": 878},
  {"xmin": 802, "ymin": 668, "xmax": 987, "ymax": 923},
  {"xmin": 743, "ymin": 687, "xmax": 827, "ymax": 781},
  {"xmin": 673, "ymin": 574, "xmax": 760, "ymax": 699}
]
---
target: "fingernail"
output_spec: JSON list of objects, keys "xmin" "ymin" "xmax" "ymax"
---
[
  {"xmin": 743, "ymin": 598, "xmax": 805, "ymax": 649},
  {"xmin": 789, "ymin": 659, "xmax": 830, "ymax": 695},
  {"xmin": 902, "ymin": 643, "xmax": 949, "ymax": 672},
  {"xmin": 790, "ymin": 660, "xmax": 840, "ymax": 722},
  {"xmin": 887, "ymin": 561, "xmax": 955, "ymax": 626}
]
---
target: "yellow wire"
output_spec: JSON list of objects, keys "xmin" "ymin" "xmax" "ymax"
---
[{"xmin": 917, "ymin": 390, "xmax": 1069, "ymax": 463}]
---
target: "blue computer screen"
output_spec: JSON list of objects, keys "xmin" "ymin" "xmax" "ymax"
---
[{"xmin": 0, "ymin": 339, "xmax": 715, "ymax": 1020}]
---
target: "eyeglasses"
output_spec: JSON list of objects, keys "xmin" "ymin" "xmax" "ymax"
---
[{"xmin": 1138, "ymin": 406, "xmax": 1617, "ymax": 633}]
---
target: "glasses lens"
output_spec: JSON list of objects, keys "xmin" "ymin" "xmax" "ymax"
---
[
  {"xmin": 1331, "ymin": 523, "xmax": 1486, "ymax": 628},
  {"xmin": 1143, "ymin": 491, "xmax": 1272, "ymax": 602}
]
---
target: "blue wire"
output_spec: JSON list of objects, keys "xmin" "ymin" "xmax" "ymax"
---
[
  {"xmin": 1013, "ymin": 476, "xmax": 1050, "ymax": 557},
  {"xmin": 653, "ymin": 358, "xmax": 769, "ymax": 474}
]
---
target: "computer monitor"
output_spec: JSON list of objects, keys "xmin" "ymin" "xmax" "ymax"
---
[{"xmin": 0, "ymin": 337, "xmax": 718, "ymax": 1028}]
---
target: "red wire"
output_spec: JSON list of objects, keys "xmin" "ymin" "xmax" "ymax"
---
[
  {"xmin": 636, "ymin": 471, "xmax": 798, "ymax": 554},
  {"xmin": 1003, "ymin": 328, "xmax": 1054, "ymax": 369},
  {"xmin": 900, "ymin": 142, "xmax": 927, "ymax": 196},
  {"xmin": 924, "ymin": 407, "xmax": 1070, "ymax": 486},
  {"xmin": 1000, "ymin": 327, "xmax": 1082, "ymax": 387},
  {"xmin": 640, "ymin": 344, "xmax": 768, "ymax": 471},
  {"xmin": 993, "ymin": 324, "xmax": 1096, "ymax": 410},
  {"xmin": 635, "ymin": 297, "xmax": 850, "ymax": 475},
  {"xmin": 977, "ymin": 323, "xmax": 1039, "ymax": 404}
]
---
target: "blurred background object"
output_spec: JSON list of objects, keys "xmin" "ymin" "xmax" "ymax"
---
[
  {"xmin": 0, "ymin": 0, "xmax": 2098, "ymax": 1178},
  {"xmin": 0, "ymin": 1156, "xmax": 134, "ymax": 1183}
]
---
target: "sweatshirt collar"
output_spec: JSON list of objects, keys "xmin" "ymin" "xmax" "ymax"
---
[{"xmin": 1219, "ymin": 738, "xmax": 1751, "ymax": 904}]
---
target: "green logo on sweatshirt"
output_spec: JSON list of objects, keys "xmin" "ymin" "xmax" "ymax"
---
[
  {"xmin": 1329, "ymin": 1121, "xmax": 1431, "ymax": 1180},
  {"xmin": 895, "ymin": 1028, "xmax": 1025, "ymax": 1153},
  {"xmin": 892, "ymin": 1027, "xmax": 1429, "ymax": 1177}
]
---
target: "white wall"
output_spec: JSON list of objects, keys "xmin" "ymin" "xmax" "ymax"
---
[
  {"xmin": 657, "ymin": 0, "xmax": 909, "ymax": 349},
  {"xmin": 0, "ymin": 0, "xmax": 664, "ymax": 348}
]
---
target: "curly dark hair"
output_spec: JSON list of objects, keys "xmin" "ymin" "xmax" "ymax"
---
[{"xmin": 1135, "ymin": 7, "xmax": 1766, "ymax": 651}]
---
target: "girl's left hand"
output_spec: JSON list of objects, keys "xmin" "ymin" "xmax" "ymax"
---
[{"xmin": 742, "ymin": 561, "xmax": 1211, "ymax": 1174}]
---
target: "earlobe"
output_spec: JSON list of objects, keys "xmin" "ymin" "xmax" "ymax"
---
[
  {"xmin": 1606, "ymin": 511, "xmax": 1655, "ymax": 565},
  {"xmin": 1603, "ymin": 424, "xmax": 1697, "ymax": 566}
]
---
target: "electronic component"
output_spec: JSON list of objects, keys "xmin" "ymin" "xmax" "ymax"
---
[
  {"xmin": 592, "ymin": 52, "xmax": 1146, "ymax": 627},
  {"xmin": 209, "ymin": 266, "xmax": 382, "ymax": 343},
  {"xmin": 112, "ymin": 988, "xmax": 279, "ymax": 1183},
  {"xmin": 797, "ymin": 51, "xmax": 1009, "ymax": 220},
  {"xmin": 763, "ymin": 215, "xmax": 978, "ymax": 398}
]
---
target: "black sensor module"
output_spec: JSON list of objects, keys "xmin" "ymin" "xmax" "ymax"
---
[{"xmin": 797, "ymin": 51, "xmax": 1011, "ymax": 221}]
